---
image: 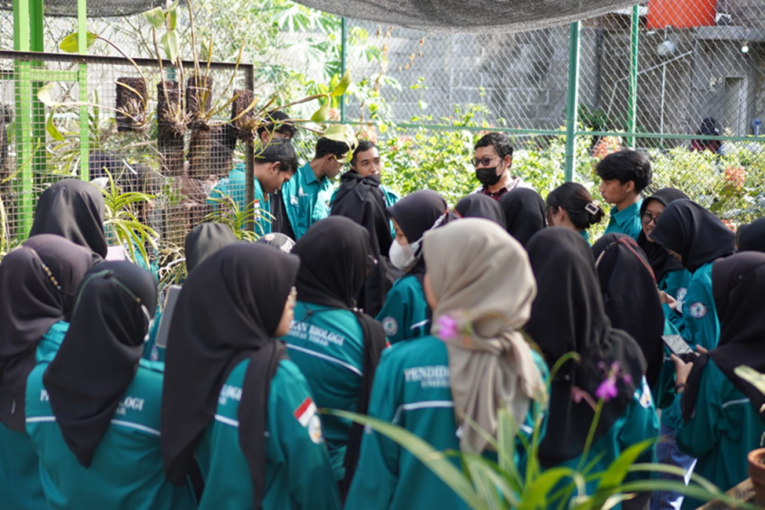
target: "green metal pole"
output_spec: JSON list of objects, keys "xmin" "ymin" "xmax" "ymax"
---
[
  {"xmin": 30, "ymin": 0, "xmax": 45, "ymax": 181},
  {"xmin": 564, "ymin": 21, "xmax": 581, "ymax": 183},
  {"xmin": 339, "ymin": 17, "xmax": 347, "ymax": 124},
  {"xmin": 77, "ymin": 0, "xmax": 89, "ymax": 180},
  {"xmin": 13, "ymin": 0, "xmax": 34, "ymax": 238},
  {"xmin": 627, "ymin": 5, "xmax": 639, "ymax": 148}
]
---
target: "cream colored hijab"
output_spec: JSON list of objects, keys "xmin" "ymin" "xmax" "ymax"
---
[{"xmin": 423, "ymin": 218, "xmax": 547, "ymax": 453}]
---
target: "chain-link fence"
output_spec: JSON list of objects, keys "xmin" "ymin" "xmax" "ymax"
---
[
  {"xmin": 3, "ymin": 0, "xmax": 765, "ymax": 262},
  {"xmin": 0, "ymin": 50, "xmax": 253, "ymax": 266}
]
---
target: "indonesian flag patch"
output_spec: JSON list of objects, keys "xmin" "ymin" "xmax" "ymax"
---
[{"xmin": 294, "ymin": 397, "xmax": 317, "ymax": 427}]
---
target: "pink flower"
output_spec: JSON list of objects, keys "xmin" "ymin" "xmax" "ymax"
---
[
  {"xmin": 435, "ymin": 315, "xmax": 458, "ymax": 342},
  {"xmin": 571, "ymin": 386, "xmax": 597, "ymax": 410},
  {"xmin": 595, "ymin": 377, "xmax": 619, "ymax": 401}
]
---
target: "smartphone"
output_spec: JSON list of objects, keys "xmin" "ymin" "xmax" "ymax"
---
[
  {"xmin": 155, "ymin": 285, "xmax": 182, "ymax": 349},
  {"xmin": 662, "ymin": 334, "xmax": 694, "ymax": 356}
]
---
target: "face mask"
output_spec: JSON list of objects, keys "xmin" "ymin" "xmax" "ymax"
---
[
  {"xmin": 389, "ymin": 239, "xmax": 420, "ymax": 272},
  {"xmin": 475, "ymin": 165, "xmax": 502, "ymax": 186}
]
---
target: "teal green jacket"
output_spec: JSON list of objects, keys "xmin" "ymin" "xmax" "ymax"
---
[
  {"xmin": 208, "ymin": 163, "xmax": 271, "ymax": 235},
  {"xmin": 663, "ymin": 360, "xmax": 765, "ymax": 510},
  {"xmin": 0, "ymin": 321, "xmax": 68, "ymax": 510},
  {"xmin": 376, "ymin": 274, "xmax": 430, "ymax": 344},
  {"xmin": 552, "ymin": 377, "xmax": 659, "ymax": 508},
  {"xmin": 281, "ymin": 301, "xmax": 364, "ymax": 480},
  {"xmin": 25, "ymin": 359, "xmax": 196, "ymax": 510},
  {"xmin": 196, "ymin": 358, "xmax": 340, "ymax": 510},
  {"xmin": 659, "ymin": 269, "xmax": 693, "ymax": 335},
  {"xmin": 281, "ymin": 162, "xmax": 335, "ymax": 240},
  {"xmin": 604, "ymin": 200, "xmax": 643, "ymax": 241},
  {"xmin": 344, "ymin": 335, "xmax": 547, "ymax": 510},
  {"xmin": 679, "ymin": 262, "xmax": 719, "ymax": 351}
]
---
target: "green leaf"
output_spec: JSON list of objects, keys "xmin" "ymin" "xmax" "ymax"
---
[
  {"xmin": 328, "ymin": 410, "xmax": 482, "ymax": 508},
  {"xmin": 310, "ymin": 98, "xmax": 331, "ymax": 123},
  {"xmin": 143, "ymin": 6, "xmax": 165, "ymax": 29},
  {"xmin": 36, "ymin": 83, "xmax": 58, "ymax": 107},
  {"xmin": 518, "ymin": 467, "xmax": 577, "ymax": 510},
  {"xmin": 167, "ymin": 8, "xmax": 178, "ymax": 30},
  {"xmin": 59, "ymin": 31, "xmax": 97, "ymax": 53},
  {"xmin": 46, "ymin": 107, "xmax": 64, "ymax": 142},
  {"xmin": 330, "ymin": 70, "xmax": 352, "ymax": 97},
  {"xmin": 161, "ymin": 31, "xmax": 180, "ymax": 62}
]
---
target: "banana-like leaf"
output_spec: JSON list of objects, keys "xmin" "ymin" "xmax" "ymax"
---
[
  {"xmin": 59, "ymin": 31, "xmax": 98, "ymax": 53},
  {"xmin": 330, "ymin": 70, "xmax": 352, "ymax": 97},
  {"xmin": 310, "ymin": 98, "xmax": 331, "ymax": 123}
]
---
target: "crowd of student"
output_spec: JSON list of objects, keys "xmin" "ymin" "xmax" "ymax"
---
[{"xmin": 1, "ymin": 118, "xmax": 765, "ymax": 510}]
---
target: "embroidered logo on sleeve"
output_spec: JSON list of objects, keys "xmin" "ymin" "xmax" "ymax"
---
[
  {"xmin": 308, "ymin": 415, "xmax": 324, "ymax": 444},
  {"xmin": 382, "ymin": 317, "xmax": 398, "ymax": 337},
  {"xmin": 294, "ymin": 397, "xmax": 317, "ymax": 427},
  {"xmin": 689, "ymin": 302, "xmax": 707, "ymax": 318},
  {"xmin": 639, "ymin": 379, "xmax": 653, "ymax": 409}
]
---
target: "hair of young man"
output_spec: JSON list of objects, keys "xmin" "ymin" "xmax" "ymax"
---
[
  {"xmin": 595, "ymin": 149, "xmax": 652, "ymax": 193},
  {"xmin": 350, "ymin": 140, "xmax": 378, "ymax": 168},
  {"xmin": 256, "ymin": 139, "xmax": 298, "ymax": 173},
  {"xmin": 474, "ymin": 132, "xmax": 514, "ymax": 159},
  {"xmin": 315, "ymin": 137, "xmax": 351, "ymax": 160},
  {"xmin": 256, "ymin": 111, "xmax": 297, "ymax": 139},
  {"xmin": 546, "ymin": 182, "xmax": 605, "ymax": 230}
]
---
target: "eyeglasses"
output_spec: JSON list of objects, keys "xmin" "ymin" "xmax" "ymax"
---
[
  {"xmin": 472, "ymin": 156, "xmax": 499, "ymax": 168},
  {"xmin": 642, "ymin": 212, "xmax": 661, "ymax": 225}
]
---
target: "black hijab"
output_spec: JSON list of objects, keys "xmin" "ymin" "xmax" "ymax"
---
[
  {"xmin": 387, "ymin": 190, "xmax": 448, "ymax": 276},
  {"xmin": 30, "ymin": 179, "xmax": 108, "ymax": 262},
  {"xmin": 455, "ymin": 194, "xmax": 507, "ymax": 228},
  {"xmin": 650, "ymin": 200, "xmax": 736, "ymax": 274},
  {"xmin": 637, "ymin": 188, "xmax": 689, "ymax": 282},
  {"xmin": 330, "ymin": 171, "xmax": 392, "ymax": 316},
  {"xmin": 292, "ymin": 217, "xmax": 387, "ymax": 498},
  {"xmin": 682, "ymin": 253, "xmax": 765, "ymax": 424},
  {"xmin": 43, "ymin": 262, "xmax": 157, "ymax": 467},
  {"xmin": 162, "ymin": 243, "xmax": 299, "ymax": 509},
  {"xmin": 184, "ymin": 223, "xmax": 239, "ymax": 273},
  {"xmin": 499, "ymin": 188, "xmax": 547, "ymax": 247},
  {"xmin": 525, "ymin": 228, "xmax": 646, "ymax": 467},
  {"xmin": 592, "ymin": 234, "xmax": 665, "ymax": 389},
  {"xmin": 0, "ymin": 235, "xmax": 93, "ymax": 431},
  {"xmin": 738, "ymin": 217, "xmax": 765, "ymax": 254}
]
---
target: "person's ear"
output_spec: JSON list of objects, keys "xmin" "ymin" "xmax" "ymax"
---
[
  {"xmin": 503, "ymin": 155, "xmax": 512, "ymax": 168},
  {"xmin": 625, "ymin": 180, "xmax": 636, "ymax": 194},
  {"xmin": 271, "ymin": 162, "xmax": 281, "ymax": 174}
]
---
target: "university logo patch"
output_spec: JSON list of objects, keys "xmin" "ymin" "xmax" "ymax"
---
[
  {"xmin": 382, "ymin": 317, "xmax": 398, "ymax": 337},
  {"xmin": 639, "ymin": 379, "xmax": 653, "ymax": 409},
  {"xmin": 308, "ymin": 415, "xmax": 324, "ymax": 444},
  {"xmin": 689, "ymin": 302, "xmax": 707, "ymax": 318},
  {"xmin": 294, "ymin": 397, "xmax": 317, "ymax": 427}
]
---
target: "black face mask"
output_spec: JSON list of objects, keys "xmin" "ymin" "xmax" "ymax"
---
[{"xmin": 476, "ymin": 165, "xmax": 503, "ymax": 186}]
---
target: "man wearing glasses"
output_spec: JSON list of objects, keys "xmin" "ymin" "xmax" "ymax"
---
[{"xmin": 471, "ymin": 132, "xmax": 532, "ymax": 200}]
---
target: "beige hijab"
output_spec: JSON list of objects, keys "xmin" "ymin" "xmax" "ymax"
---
[{"xmin": 423, "ymin": 218, "xmax": 547, "ymax": 453}]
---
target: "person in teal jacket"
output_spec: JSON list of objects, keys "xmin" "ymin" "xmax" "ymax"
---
[
  {"xmin": 208, "ymin": 139, "xmax": 298, "ymax": 235},
  {"xmin": 525, "ymin": 228, "xmax": 659, "ymax": 509},
  {"xmin": 26, "ymin": 261, "xmax": 196, "ymax": 510},
  {"xmin": 546, "ymin": 182, "xmax": 606, "ymax": 246},
  {"xmin": 281, "ymin": 137, "xmax": 351, "ymax": 240},
  {"xmin": 596, "ymin": 149, "xmax": 653, "ymax": 241},
  {"xmin": 376, "ymin": 190, "xmax": 450, "ymax": 344},
  {"xmin": 161, "ymin": 243, "xmax": 340, "ymax": 510},
  {"xmin": 285, "ymin": 217, "xmax": 387, "ymax": 495},
  {"xmin": 346, "ymin": 219, "xmax": 549, "ymax": 510},
  {"xmin": 0, "ymin": 235, "xmax": 92, "ymax": 510},
  {"xmin": 669, "ymin": 253, "xmax": 765, "ymax": 510},
  {"xmin": 650, "ymin": 200, "xmax": 736, "ymax": 351}
]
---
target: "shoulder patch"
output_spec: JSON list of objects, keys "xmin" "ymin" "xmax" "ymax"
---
[
  {"xmin": 294, "ymin": 397, "xmax": 317, "ymax": 427},
  {"xmin": 308, "ymin": 415, "xmax": 324, "ymax": 444},
  {"xmin": 382, "ymin": 317, "xmax": 398, "ymax": 337},
  {"xmin": 689, "ymin": 302, "xmax": 707, "ymax": 319},
  {"xmin": 639, "ymin": 379, "xmax": 653, "ymax": 409},
  {"xmin": 676, "ymin": 287, "xmax": 688, "ymax": 304}
]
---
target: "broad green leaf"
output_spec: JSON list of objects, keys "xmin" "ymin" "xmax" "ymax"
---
[
  {"xmin": 161, "ymin": 31, "xmax": 179, "ymax": 62},
  {"xmin": 328, "ymin": 410, "xmax": 482, "ymax": 509},
  {"xmin": 330, "ymin": 70, "xmax": 352, "ymax": 97},
  {"xmin": 46, "ymin": 108, "xmax": 64, "ymax": 142},
  {"xmin": 59, "ymin": 31, "xmax": 97, "ymax": 53},
  {"xmin": 37, "ymin": 83, "xmax": 58, "ymax": 107},
  {"xmin": 310, "ymin": 99, "xmax": 331, "ymax": 123},
  {"xmin": 143, "ymin": 6, "xmax": 165, "ymax": 29},
  {"xmin": 587, "ymin": 439, "xmax": 655, "ymax": 509},
  {"xmin": 167, "ymin": 8, "xmax": 178, "ymax": 30}
]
